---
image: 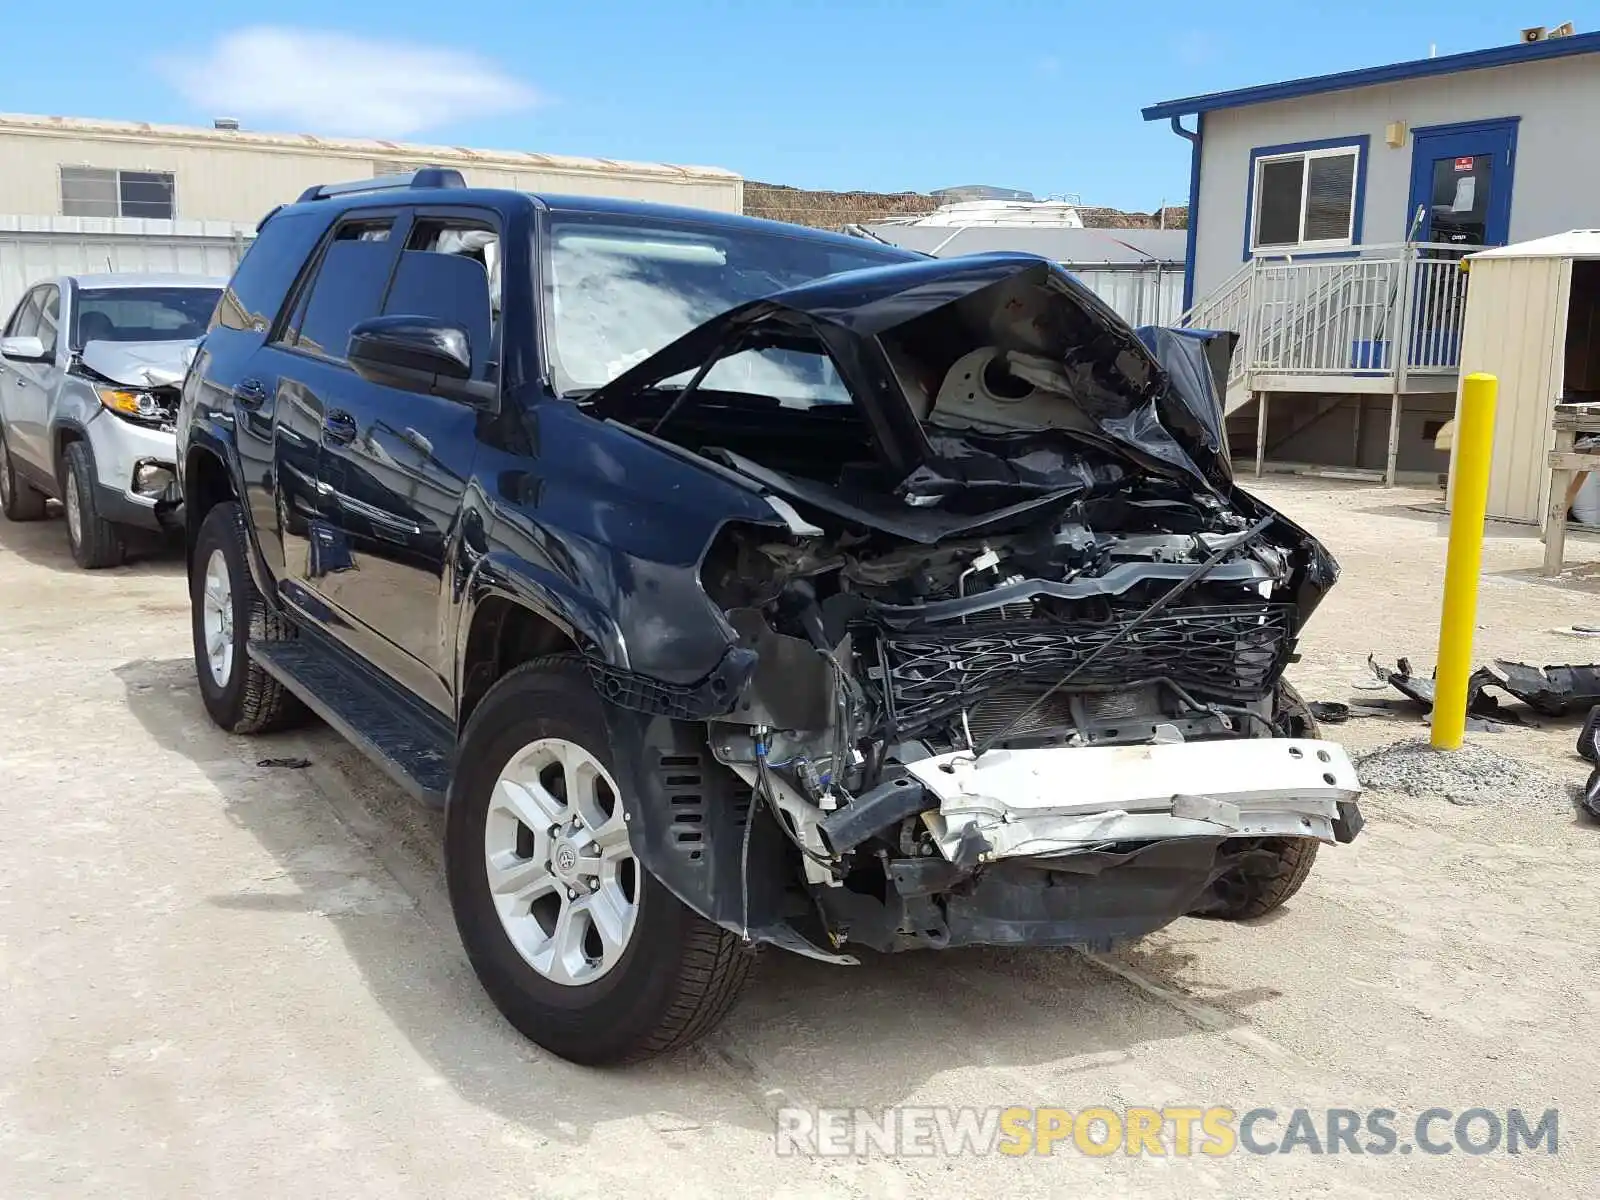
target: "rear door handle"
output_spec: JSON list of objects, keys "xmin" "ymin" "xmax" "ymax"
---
[
  {"xmin": 323, "ymin": 409, "xmax": 358, "ymax": 445},
  {"xmin": 233, "ymin": 378, "xmax": 268, "ymax": 407}
]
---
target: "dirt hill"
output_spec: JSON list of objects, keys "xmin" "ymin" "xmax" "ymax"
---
[{"xmin": 743, "ymin": 181, "xmax": 1186, "ymax": 230}]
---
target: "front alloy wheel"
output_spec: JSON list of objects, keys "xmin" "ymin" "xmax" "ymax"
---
[
  {"xmin": 485, "ymin": 738, "xmax": 640, "ymax": 986},
  {"xmin": 446, "ymin": 657, "xmax": 756, "ymax": 1065},
  {"xmin": 200, "ymin": 548, "xmax": 235, "ymax": 687}
]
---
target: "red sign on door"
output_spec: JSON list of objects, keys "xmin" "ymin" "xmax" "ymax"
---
[{"xmin": 1454, "ymin": 156, "xmax": 1475, "ymax": 172}]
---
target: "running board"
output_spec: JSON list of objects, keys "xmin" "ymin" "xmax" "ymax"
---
[{"xmin": 247, "ymin": 635, "xmax": 454, "ymax": 808}]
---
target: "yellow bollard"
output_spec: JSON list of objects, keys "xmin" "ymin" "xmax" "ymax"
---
[{"xmin": 1431, "ymin": 372, "xmax": 1497, "ymax": 750}]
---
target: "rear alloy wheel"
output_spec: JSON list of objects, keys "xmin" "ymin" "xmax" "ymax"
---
[
  {"xmin": 447, "ymin": 658, "xmax": 756, "ymax": 1065},
  {"xmin": 189, "ymin": 501, "xmax": 305, "ymax": 734},
  {"xmin": 60, "ymin": 441, "xmax": 124, "ymax": 568},
  {"xmin": 0, "ymin": 426, "xmax": 46, "ymax": 521}
]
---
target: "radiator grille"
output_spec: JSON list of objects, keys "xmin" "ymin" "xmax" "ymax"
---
[{"xmin": 877, "ymin": 603, "xmax": 1294, "ymax": 734}]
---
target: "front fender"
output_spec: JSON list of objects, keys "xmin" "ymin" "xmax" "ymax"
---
[
  {"xmin": 599, "ymin": 705, "xmax": 843, "ymax": 960},
  {"xmin": 457, "ymin": 547, "xmax": 630, "ymax": 670},
  {"xmin": 183, "ymin": 423, "xmax": 281, "ymax": 608}
]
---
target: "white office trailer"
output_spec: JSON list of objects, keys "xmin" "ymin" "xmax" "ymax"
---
[{"xmin": 0, "ymin": 111, "xmax": 745, "ymax": 315}]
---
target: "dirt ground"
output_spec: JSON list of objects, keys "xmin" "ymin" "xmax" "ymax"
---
[{"xmin": 2, "ymin": 477, "xmax": 1597, "ymax": 1198}]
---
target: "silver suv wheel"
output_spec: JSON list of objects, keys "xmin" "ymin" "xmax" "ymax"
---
[
  {"xmin": 64, "ymin": 464, "xmax": 83, "ymax": 547},
  {"xmin": 484, "ymin": 737, "xmax": 640, "ymax": 986},
  {"xmin": 200, "ymin": 548, "xmax": 234, "ymax": 686}
]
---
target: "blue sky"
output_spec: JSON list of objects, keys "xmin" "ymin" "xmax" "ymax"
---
[{"xmin": 2, "ymin": 2, "xmax": 1555, "ymax": 210}]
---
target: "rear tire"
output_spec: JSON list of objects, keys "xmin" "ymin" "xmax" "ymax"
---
[
  {"xmin": 1190, "ymin": 681, "xmax": 1322, "ymax": 921},
  {"xmin": 0, "ymin": 426, "xmax": 47, "ymax": 521},
  {"xmin": 190, "ymin": 501, "xmax": 305, "ymax": 734},
  {"xmin": 446, "ymin": 657, "xmax": 756, "ymax": 1064},
  {"xmin": 61, "ymin": 441, "xmax": 124, "ymax": 568}
]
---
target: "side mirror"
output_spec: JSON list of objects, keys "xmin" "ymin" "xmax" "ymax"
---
[
  {"xmin": 347, "ymin": 316, "xmax": 493, "ymax": 407},
  {"xmin": 0, "ymin": 335, "xmax": 48, "ymax": 362}
]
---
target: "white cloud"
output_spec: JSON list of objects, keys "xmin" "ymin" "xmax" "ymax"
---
[
  {"xmin": 1171, "ymin": 30, "xmax": 1219, "ymax": 68},
  {"xmin": 165, "ymin": 26, "xmax": 538, "ymax": 138}
]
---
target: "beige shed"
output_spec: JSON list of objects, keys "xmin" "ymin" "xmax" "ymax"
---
[{"xmin": 1446, "ymin": 230, "xmax": 1600, "ymax": 523}]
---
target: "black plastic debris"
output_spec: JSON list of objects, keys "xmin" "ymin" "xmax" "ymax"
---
[
  {"xmin": 1478, "ymin": 661, "xmax": 1600, "ymax": 717},
  {"xmin": 1578, "ymin": 705, "xmax": 1600, "ymax": 765},
  {"xmin": 1577, "ymin": 706, "xmax": 1600, "ymax": 820},
  {"xmin": 1365, "ymin": 655, "xmax": 1526, "ymax": 729},
  {"xmin": 1309, "ymin": 701, "xmax": 1351, "ymax": 724},
  {"xmin": 257, "ymin": 756, "xmax": 313, "ymax": 769}
]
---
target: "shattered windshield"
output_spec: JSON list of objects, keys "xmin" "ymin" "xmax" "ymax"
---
[{"xmin": 544, "ymin": 214, "xmax": 912, "ymax": 403}]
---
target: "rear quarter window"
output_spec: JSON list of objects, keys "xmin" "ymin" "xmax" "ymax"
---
[{"xmin": 213, "ymin": 210, "xmax": 328, "ymax": 334}]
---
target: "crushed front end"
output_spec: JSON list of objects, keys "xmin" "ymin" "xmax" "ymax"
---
[{"xmin": 586, "ymin": 252, "xmax": 1364, "ymax": 959}]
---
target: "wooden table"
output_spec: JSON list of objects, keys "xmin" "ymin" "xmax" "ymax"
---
[{"xmin": 1542, "ymin": 402, "xmax": 1600, "ymax": 576}]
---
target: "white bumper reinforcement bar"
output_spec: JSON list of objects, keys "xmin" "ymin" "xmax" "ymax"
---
[{"xmin": 905, "ymin": 738, "xmax": 1363, "ymax": 862}]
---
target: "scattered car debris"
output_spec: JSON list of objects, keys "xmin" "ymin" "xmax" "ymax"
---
[
  {"xmin": 1355, "ymin": 738, "xmax": 1559, "ymax": 808},
  {"xmin": 1479, "ymin": 661, "xmax": 1600, "ymax": 717},
  {"xmin": 1577, "ymin": 708, "xmax": 1600, "ymax": 819},
  {"xmin": 1366, "ymin": 655, "xmax": 1532, "ymax": 726},
  {"xmin": 1578, "ymin": 706, "xmax": 1600, "ymax": 764},
  {"xmin": 257, "ymin": 757, "xmax": 313, "ymax": 769},
  {"xmin": 1309, "ymin": 701, "xmax": 1351, "ymax": 724}
]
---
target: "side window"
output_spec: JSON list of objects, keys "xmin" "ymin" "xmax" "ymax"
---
[
  {"xmin": 215, "ymin": 210, "xmax": 327, "ymax": 334},
  {"xmin": 5, "ymin": 290, "xmax": 42, "ymax": 340},
  {"xmin": 36, "ymin": 287, "xmax": 60, "ymax": 358},
  {"xmin": 382, "ymin": 217, "xmax": 499, "ymax": 382},
  {"xmin": 280, "ymin": 218, "xmax": 399, "ymax": 361}
]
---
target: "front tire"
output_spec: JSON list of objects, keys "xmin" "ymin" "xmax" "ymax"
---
[
  {"xmin": 446, "ymin": 657, "xmax": 756, "ymax": 1065},
  {"xmin": 190, "ymin": 501, "xmax": 304, "ymax": 734},
  {"xmin": 0, "ymin": 426, "xmax": 47, "ymax": 521},
  {"xmin": 61, "ymin": 441, "xmax": 124, "ymax": 568},
  {"xmin": 1190, "ymin": 681, "xmax": 1322, "ymax": 920}
]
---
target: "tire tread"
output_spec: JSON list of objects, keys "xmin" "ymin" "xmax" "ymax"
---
[
  {"xmin": 193, "ymin": 502, "xmax": 304, "ymax": 734},
  {"xmin": 62, "ymin": 441, "xmax": 124, "ymax": 568},
  {"xmin": 451, "ymin": 656, "xmax": 756, "ymax": 1064},
  {"xmin": 0, "ymin": 430, "xmax": 47, "ymax": 522}
]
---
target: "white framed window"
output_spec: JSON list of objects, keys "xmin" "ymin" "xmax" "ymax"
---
[
  {"xmin": 1250, "ymin": 145, "xmax": 1360, "ymax": 252},
  {"xmin": 60, "ymin": 167, "xmax": 176, "ymax": 219}
]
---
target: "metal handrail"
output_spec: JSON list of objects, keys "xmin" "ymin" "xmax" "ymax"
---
[{"xmin": 1180, "ymin": 242, "xmax": 1470, "ymax": 386}]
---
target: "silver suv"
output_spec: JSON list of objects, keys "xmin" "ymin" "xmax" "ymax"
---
[{"xmin": 0, "ymin": 274, "xmax": 223, "ymax": 566}]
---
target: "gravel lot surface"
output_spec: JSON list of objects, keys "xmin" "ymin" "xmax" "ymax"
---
[{"xmin": 1, "ymin": 477, "xmax": 1596, "ymax": 1198}]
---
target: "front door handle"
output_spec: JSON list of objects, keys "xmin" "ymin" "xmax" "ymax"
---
[
  {"xmin": 233, "ymin": 378, "xmax": 268, "ymax": 407},
  {"xmin": 323, "ymin": 409, "xmax": 358, "ymax": 445}
]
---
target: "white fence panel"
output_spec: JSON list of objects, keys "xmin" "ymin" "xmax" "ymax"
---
[
  {"xmin": 0, "ymin": 216, "xmax": 254, "ymax": 318},
  {"xmin": 1072, "ymin": 266, "xmax": 1184, "ymax": 327}
]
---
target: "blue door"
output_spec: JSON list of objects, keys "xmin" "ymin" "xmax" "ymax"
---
[{"xmin": 1406, "ymin": 119, "xmax": 1518, "ymax": 247}]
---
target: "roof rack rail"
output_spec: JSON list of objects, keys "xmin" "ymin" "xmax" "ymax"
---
[{"xmin": 295, "ymin": 166, "xmax": 467, "ymax": 204}]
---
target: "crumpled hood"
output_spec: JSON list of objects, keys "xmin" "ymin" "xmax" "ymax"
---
[
  {"xmin": 79, "ymin": 339, "xmax": 197, "ymax": 388},
  {"xmin": 584, "ymin": 253, "xmax": 1236, "ymax": 488}
]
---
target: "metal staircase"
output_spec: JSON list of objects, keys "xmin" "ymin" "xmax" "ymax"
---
[{"xmin": 1176, "ymin": 243, "xmax": 1470, "ymax": 481}]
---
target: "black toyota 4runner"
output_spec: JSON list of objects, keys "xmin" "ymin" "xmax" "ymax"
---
[{"xmin": 178, "ymin": 169, "xmax": 1364, "ymax": 1065}]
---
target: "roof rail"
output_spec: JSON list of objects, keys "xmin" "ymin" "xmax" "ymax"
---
[{"xmin": 295, "ymin": 166, "xmax": 467, "ymax": 204}]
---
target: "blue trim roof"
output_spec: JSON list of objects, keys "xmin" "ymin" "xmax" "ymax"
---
[{"xmin": 1143, "ymin": 31, "xmax": 1600, "ymax": 120}]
